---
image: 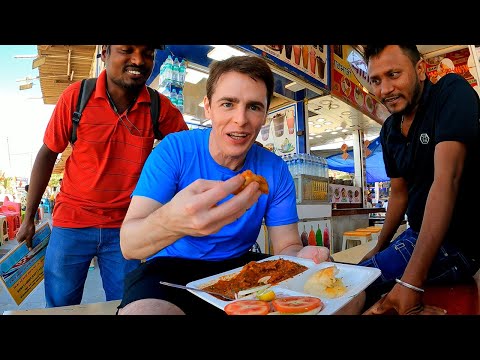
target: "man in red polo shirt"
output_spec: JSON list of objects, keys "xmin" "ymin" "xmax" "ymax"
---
[{"xmin": 16, "ymin": 45, "xmax": 188, "ymax": 307}]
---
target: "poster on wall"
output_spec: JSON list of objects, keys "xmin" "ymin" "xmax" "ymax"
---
[
  {"xmin": 250, "ymin": 45, "xmax": 328, "ymax": 87},
  {"xmin": 331, "ymin": 45, "xmax": 391, "ymax": 123},
  {"xmin": 425, "ymin": 47, "xmax": 480, "ymax": 95},
  {"xmin": 256, "ymin": 103, "xmax": 296, "ymax": 156}
]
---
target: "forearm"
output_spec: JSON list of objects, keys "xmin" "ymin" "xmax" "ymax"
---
[
  {"xmin": 402, "ymin": 181, "xmax": 456, "ymax": 286},
  {"xmin": 277, "ymin": 244, "xmax": 305, "ymax": 257},
  {"xmin": 120, "ymin": 204, "xmax": 181, "ymax": 260},
  {"xmin": 24, "ymin": 145, "xmax": 57, "ymax": 222}
]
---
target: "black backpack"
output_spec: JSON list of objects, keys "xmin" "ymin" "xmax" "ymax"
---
[{"xmin": 71, "ymin": 78, "xmax": 162, "ymax": 145}]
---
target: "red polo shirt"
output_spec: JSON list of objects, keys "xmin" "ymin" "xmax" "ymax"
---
[{"xmin": 44, "ymin": 70, "xmax": 188, "ymax": 228}]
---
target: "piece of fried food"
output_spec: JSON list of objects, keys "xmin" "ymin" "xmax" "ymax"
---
[
  {"xmin": 303, "ymin": 265, "xmax": 347, "ymax": 299},
  {"xmin": 233, "ymin": 170, "xmax": 269, "ymax": 195}
]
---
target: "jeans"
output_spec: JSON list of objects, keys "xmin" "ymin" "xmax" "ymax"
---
[
  {"xmin": 44, "ymin": 226, "xmax": 141, "ymax": 308},
  {"xmin": 359, "ymin": 227, "xmax": 479, "ymax": 302}
]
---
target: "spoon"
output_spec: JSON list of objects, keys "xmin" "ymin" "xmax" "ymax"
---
[{"xmin": 158, "ymin": 281, "xmax": 235, "ymax": 301}]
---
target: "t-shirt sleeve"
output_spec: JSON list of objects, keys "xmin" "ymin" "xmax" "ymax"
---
[
  {"xmin": 132, "ymin": 134, "xmax": 179, "ymax": 204},
  {"xmin": 43, "ymin": 88, "xmax": 77, "ymax": 154},
  {"xmin": 157, "ymin": 94, "xmax": 189, "ymax": 138},
  {"xmin": 264, "ymin": 158, "xmax": 299, "ymax": 226},
  {"xmin": 435, "ymin": 76, "xmax": 480, "ymax": 146}
]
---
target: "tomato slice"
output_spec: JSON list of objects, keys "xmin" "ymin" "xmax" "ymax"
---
[
  {"xmin": 272, "ymin": 296, "xmax": 322, "ymax": 314},
  {"xmin": 224, "ymin": 300, "xmax": 271, "ymax": 315}
]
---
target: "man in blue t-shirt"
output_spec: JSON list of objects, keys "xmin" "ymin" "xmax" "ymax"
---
[
  {"xmin": 116, "ymin": 55, "xmax": 343, "ymax": 315},
  {"xmin": 360, "ymin": 45, "xmax": 480, "ymax": 315}
]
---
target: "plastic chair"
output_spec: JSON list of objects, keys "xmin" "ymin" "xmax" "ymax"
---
[
  {"xmin": 355, "ymin": 227, "xmax": 381, "ymax": 242},
  {"xmin": 342, "ymin": 231, "xmax": 372, "ymax": 250}
]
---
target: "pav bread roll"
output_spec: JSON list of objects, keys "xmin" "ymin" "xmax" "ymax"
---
[
  {"xmin": 233, "ymin": 170, "xmax": 269, "ymax": 195},
  {"xmin": 303, "ymin": 265, "xmax": 347, "ymax": 299}
]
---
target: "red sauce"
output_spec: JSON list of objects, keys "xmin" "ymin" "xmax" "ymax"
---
[{"xmin": 202, "ymin": 259, "xmax": 308, "ymax": 299}]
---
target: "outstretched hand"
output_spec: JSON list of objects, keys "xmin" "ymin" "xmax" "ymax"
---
[{"xmin": 363, "ymin": 283, "xmax": 447, "ymax": 315}]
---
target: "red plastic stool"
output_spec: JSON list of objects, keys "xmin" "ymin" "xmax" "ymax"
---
[
  {"xmin": 0, "ymin": 212, "xmax": 21, "ymax": 240},
  {"xmin": 423, "ymin": 277, "xmax": 480, "ymax": 315}
]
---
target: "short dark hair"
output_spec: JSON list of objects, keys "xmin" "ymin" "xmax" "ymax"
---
[
  {"xmin": 206, "ymin": 55, "xmax": 274, "ymax": 110},
  {"xmin": 364, "ymin": 45, "xmax": 421, "ymax": 67},
  {"xmin": 103, "ymin": 45, "xmax": 165, "ymax": 55}
]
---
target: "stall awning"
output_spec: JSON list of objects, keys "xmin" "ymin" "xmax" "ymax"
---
[{"xmin": 326, "ymin": 137, "xmax": 389, "ymax": 183}]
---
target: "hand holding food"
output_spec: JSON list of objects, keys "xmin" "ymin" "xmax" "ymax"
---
[
  {"xmin": 232, "ymin": 170, "xmax": 269, "ymax": 195},
  {"xmin": 161, "ymin": 174, "xmax": 262, "ymax": 237}
]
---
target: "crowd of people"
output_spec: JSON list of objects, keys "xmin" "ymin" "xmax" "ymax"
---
[{"xmin": 15, "ymin": 44, "xmax": 480, "ymax": 315}]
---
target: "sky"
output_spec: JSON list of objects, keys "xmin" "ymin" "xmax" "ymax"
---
[{"xmin": 0, "ymin": 45, "xmax": 55, "ymax": 178}]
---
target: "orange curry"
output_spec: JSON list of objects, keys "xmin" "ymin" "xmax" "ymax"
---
[{"xmin": 202, "ymin": 259, "xmax": 308, "ymax": 299}]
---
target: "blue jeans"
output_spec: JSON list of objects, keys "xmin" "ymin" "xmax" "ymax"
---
[
  {"xmin": 44, "ymin": 226, "xmax": 141, "ymax": 308},
  {"xmin": 359, "ymin": 228, "xmax": 479, "ymax": 301}
]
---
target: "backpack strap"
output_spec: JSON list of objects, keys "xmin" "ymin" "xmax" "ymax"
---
[
  {"xmin": 71, "ymin": 78, "xmax": 97, "ymax": 145},
  {"xmin": 147, "ymin": 86, "xmax": 163, "ymax": 140}
]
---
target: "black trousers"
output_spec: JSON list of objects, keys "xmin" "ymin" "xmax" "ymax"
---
[{"xmin": 118, "ymin": 252, "xmax": 270, "ymax": 315}]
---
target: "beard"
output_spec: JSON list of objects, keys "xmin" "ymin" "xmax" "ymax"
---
[{"xmin": 397, "ymin": 75, "xmax": 423, "ymax": 116}]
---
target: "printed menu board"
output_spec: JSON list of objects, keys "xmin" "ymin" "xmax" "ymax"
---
[
  {"xmin": 330, "ymin": 45, "xmax": 390, "ymax": 123},
  {"xmin": 252, "ymin": 45, "xmax": 328, "ymax": 87}
]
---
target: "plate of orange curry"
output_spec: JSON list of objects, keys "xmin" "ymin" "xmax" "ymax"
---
[{"xmin": 186, "ymin": 255, "xmax": 381, "ymax": 315}]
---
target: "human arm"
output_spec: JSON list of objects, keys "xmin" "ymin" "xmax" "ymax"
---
[
  {"xmin": 364, "ymin": 141, "xmax": 464, "ymax": 315},
  {"xmin": 361, "ymin": 177, "xmax": 408, "ymax": 261},
  {"xmin": 16, "ymin": 144, "xmax": 58, "ymax": 250},
  {"xmin": 120, "ymin": 174, "xmax": 262, "ymax": 260},
  {"xmin": 268, "ymin": 223, "xmax": 330, "ymax": 264}
]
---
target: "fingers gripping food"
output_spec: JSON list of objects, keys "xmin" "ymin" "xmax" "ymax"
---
[
  {"xmin": 233, "ymin": 170, "xmax": 269, "ymax": 195},
  {"xmin": 303, "ymin": 265, "xmax": 347, "ymax": 299}
]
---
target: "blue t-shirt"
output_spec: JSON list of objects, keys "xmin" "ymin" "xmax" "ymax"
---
[{"xmin": 133, "ymin": 128, "xmax": 299, "ymax": 261}]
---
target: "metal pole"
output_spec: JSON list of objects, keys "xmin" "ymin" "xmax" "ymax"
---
[{"xmin": 6, "ymin": 137, "xmax": 11, "ymax": 168}]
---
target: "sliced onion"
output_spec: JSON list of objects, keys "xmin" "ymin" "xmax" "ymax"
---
[
  {"xmin": 257, "ymin": 276, "xmax": 271, "ymax": 284},
  {"xmin": 236, "ymin": 284, "xmax": 271, "ymax": 298}
]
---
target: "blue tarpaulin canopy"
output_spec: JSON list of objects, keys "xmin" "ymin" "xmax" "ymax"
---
[{"xmin": 326, "ymin": 137, "xmax": 390, "ymax": 183}]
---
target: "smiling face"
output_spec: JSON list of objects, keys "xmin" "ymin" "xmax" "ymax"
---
[
  {"xmin": 102, "ymin": 45, "xmax": 155, "ymax": 92},
  {"xmin": 203, "ymin": 71, "xmax": 268, "ymax": 171},
  {"xmin": 367, "ymin": 45, "xmax": 426, "ymax": 116}
]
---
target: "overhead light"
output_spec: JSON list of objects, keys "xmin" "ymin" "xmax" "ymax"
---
[
  {"xmin": 207, "ymin": 45, "xmax": 245, "ymax": 61},
  {"xmin": 285, "ymin": 81, "xmax": 306, "ymax": 92},
  {"xmin": 185, "ymin": 67, "xmax": 209, "ymax": 84},
  {"xmin": 19, "ymin": 82, "xmax": 33, "ymax": 90}
]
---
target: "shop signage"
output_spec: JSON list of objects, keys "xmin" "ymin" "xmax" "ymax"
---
[
  {"xmin": 425, "ymin": 47, "xmax": 479, "ymax": 90},
  {"xmin": 256, "ymin": 103, "xmax": 297, "ymax": 156},
  {"xmin": 330, "ymin": 45, "xmax": 390, "ymax": 123},
  {"xmin": 242, "ymin": 45, "xmax": 329, "ymax": 90}
]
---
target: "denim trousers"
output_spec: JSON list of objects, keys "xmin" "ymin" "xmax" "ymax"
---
[
  {"xmin": 359, "ymin": 227, "xmax": 479, "ymax": 301},
  {"xmin": 44, "ymin": 226, "xmax": 141, "ymax": 308}
]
